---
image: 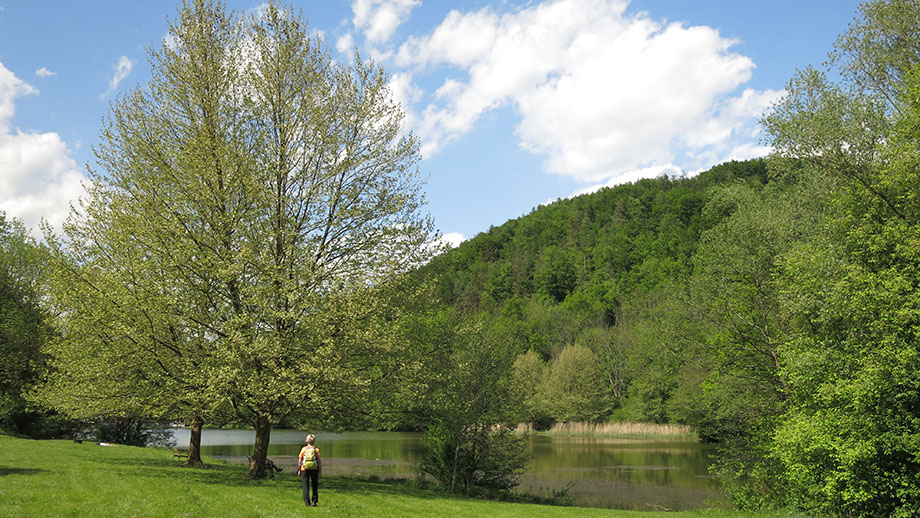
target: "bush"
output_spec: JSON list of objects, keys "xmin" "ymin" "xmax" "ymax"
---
[
  {"xmin": 420, "ymin": 422, "xmax": 528, "ymax": 493},
  {"xmin": 417, "ymin": 316, "xmax": 530, "ymax": 493}
]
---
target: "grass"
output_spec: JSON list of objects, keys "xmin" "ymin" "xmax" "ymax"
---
[
  {"xmin": 0, "ymin": 434, "xmax": 802, "ymax": 518},
  {"xmin": 518, "ymin": 421, "xmax": 699, "ymax": 440}
]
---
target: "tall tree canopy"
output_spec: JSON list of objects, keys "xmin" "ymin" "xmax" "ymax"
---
[
  {"xmin": 0, "ymin": 213, "xmax": 54, "ymax": 436},
  {"xmin": 758, "ymin": 0, "xmax": 920, "ymax": 514},
  {"xmin": 36, "ymin": 0, "xmax": 433, "ymax": 477}
]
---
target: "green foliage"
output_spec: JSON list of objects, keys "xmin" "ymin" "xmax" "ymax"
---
[
  {"xmin": 534, "ymin": 246, "xmax": 577, "ymax": 303},
  {"xmin": 614, "ymin": 283, "xmax": 699, "ymax": 424},
  {"xmin": 688, "ymin": 180, "xmax": 823, "ymax": 442},
  {"xmin": 510, "ymin": 350, "xmax": 550, "ymax": 427},
  {"xmin": 0, "ymin": 214, "xmax": 69, "ymax": 438},
  {"xmin": 830, "ymin": 0, "xmax": 920, "ymax": 108},
  {"xmin": 35, "ymin": 0, "xmax": 432, "ymax": 478},
  {"xmin": 542, "ymin": 344, "xmax": 610, "ymax": 423},
  {"xmin": 751, "ymin": 1, "xmax": 920, "ymax": 514},
  {"xmin": 420, "ymin": 159, "xmax": 769, "ymax": 428},
  {"xmin": 418, "ymin": 316, "xmax": 529, "ymax": 493}
]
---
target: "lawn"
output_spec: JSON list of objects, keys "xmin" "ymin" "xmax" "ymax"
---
[{"xmin": 0, "ymin": 435, "xmax": 803, "ymax": 518}]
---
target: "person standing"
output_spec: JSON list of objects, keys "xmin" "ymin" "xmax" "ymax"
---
[{"xmin": 297, "ymin": 434, "xmax": 322, "ymax": 507}]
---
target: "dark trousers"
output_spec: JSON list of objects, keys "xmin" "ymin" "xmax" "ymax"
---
[{"xmin": 301, "ymin": 470, "xmax": 318, "ymax": 506}]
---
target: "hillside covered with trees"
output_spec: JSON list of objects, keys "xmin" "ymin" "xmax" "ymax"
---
[{"xmin": 415, "ymin": 159, "xmax": 768, "ymax": 423}]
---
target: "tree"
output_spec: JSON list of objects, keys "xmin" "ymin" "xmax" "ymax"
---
[
  {"xmin": 418, "ymin": 316, "xmax": 528, "ymax": 493},
  {"xmin": 509, "ymin": 349, "xmax": 549, "ymax": 427},
  {"xmin": 542, "ymin": 343, "xmax": 610, "ymax": 422},
  {"xmin": 687, "ymin": 178, "xmax": 838, "ymax": 508},
  {"xmin": 759, "ymin": 0, "xmax": 920, "ymax": 514},
  {"xmin": 534, "ymin": 246, "xmax": 576, "ymax": 303},
  {"xmin": 37, "ymin": 0, "xmax": 432, "ymax": 478},
  {"xmin": 0, "ymin": 214, "xmax": 60, "ymax": 437}
]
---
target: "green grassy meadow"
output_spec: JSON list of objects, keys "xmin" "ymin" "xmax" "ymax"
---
[{"xmin": 0, "ymin": 435, "xmax": 803, "ymax": 518}]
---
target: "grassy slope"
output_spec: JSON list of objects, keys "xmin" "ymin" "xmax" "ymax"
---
[{"xmin": 0, "ymin": 435, "xmax": 799, "ymax": 518}]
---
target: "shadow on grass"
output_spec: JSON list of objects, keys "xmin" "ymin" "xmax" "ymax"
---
[
  {"xmin": 322, "ymin": 476, "xmax": 445, "ymax": 500},
  {"xmin": 102, "ymin": 456, "xmax": 267, "ymax": 487},
  {"xmin": 0, "ymin": 466, "xmax": 47, "ymax": 476},
  {"xmin": 101, "ymin": 455, "xmax": 453, "ymax": 501}
]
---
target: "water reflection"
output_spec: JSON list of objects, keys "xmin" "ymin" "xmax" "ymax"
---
[
  {"xmin": 521, "ymin": 435, "xmax": 725, "ymax": 510},
  {"xmin": 172, "ymin": 429, "xmax": 423, "ymax": 478},
  {"xmin": 168, "ymin": 429, "xmax": 724, "ymax": 510}
]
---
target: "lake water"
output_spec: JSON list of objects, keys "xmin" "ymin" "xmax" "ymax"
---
[{"xmin": 169, "ymin": 429, "xmax": 725, "ymax": 511}]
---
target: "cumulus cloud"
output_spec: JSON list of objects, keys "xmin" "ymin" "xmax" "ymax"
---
[
  {"xmin": 352, "ymin": 0, "xmax": 420, "ymax": 44},
  {"xmin": 387, "ymin": 72, "xmax": 423, "ymax": 128},
  {"xmin": 438, "ymin": 231, "xmax": 466, "ymax": 249},
  {"xmin": 248, "ymin": 2, "xmax": 270, "ymax": 18},
  {"xmin": 35, "ymin": 67, "xmax": 56, "ymax": 78},
  {"xmin": 0, "ymin": 62, "xmax": 86, "ymax": 235},
  {"xmin": 163, "ymin": 32, "xmax": 180, "ymax": 51},
  {"xmin": 101, "ymin": 55, "xmax": 134, "ymax": 99},
  {"xmin": 0, "ymin": 63, "xmax": 36, "ymax": 121},
  {"xmin": 390, "ymin": 0, "xmax": 778, "ymax": 184},
  {"xmin": 336, "ymin": 32, "xmax": 355, "ymax": 56}
]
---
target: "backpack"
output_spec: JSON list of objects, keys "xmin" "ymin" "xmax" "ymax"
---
[{"xmin": 301, "ymin": 446, "xmax": 317, "ymax": 470}]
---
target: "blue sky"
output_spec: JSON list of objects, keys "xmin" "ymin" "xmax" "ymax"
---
[{"xmin": 0, "ymin": 0, "xmax": 863, "ymax": 244}]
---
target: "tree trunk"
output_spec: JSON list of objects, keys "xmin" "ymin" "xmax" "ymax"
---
[
  {"xmin": 450, "ymin": 442, "xmax": 460, "ymax": 493},
  {"xmin": 185, "ymin": 415, "xmax": 204, "ymax": 467},
  {"xmin": 246, "ymin": 416, "xmax": 271, "ymax": 479}
]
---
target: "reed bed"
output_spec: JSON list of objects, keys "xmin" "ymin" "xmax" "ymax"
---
[{"xmin": 517, "ymin": 421, "xmax": 698, "ymax": 440}]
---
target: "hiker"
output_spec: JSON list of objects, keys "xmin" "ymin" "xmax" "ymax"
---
[{"xmin": 297, "ymin": 434, "xmax": 322, "ymax": 507}]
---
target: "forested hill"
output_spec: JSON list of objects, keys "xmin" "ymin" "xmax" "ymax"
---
[{"xmin": 422, "ymin": 159, "xmax": 767, "ymax": 360}]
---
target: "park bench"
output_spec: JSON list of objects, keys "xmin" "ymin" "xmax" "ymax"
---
[{"xmin": 172, "ymin": 449, "xmax": 189, "ymax": 460}]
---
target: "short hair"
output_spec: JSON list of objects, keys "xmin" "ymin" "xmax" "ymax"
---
[{"xmin": 305, "ymin": 434, "xmax": 315, "ymax": 445}]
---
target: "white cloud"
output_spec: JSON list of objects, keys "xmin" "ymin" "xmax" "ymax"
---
[
  {"xmin": 0, "ymin": 63, "xmax": 36, "ymax": 121},
  {"xmin": 248, "ymin": 2, "xmax": 270, "ymax": 18},
  {"xmin": 101, "ymin": 55, "xmax": 134, "ymax": 99},
  {"xmin": 568, "ymin": 164, "xmax": 684, "ymax": 198},
  {"xmin": 35, "ymin": 67, "xmax": 56, "ymax": 78},
  {"xmin": 438, "ymin": 232, "xmax": 466, "ymax": 249},
  {"xmin": 0, "ymin": 62, "xmax": 86, "ymax": 235},
  {"xmin": 109, "ymin": 55, "xmax": 134, "ymax": 89},
  {"xmin": 391, "ymin": 0, "xmax": 776, "ymax": 184},
  {"xmin": 394, "ymin": 8, "xmax": 501, "ymax": 68},
  {"xmin": 352, "ymin": 0, "xmax": 420, "ymax": 44},
  {"xmin": 680, "ymin": 88, "xmax": 783, "ymax": 149},
  {"xmin": 336, "ymin": 32, "xmax": 355, "ymax": 56},
  {"xmin": 386, "ymin": 72, "xmax": 423, "ymax": 135},
  {"xmin": 163, "ymin": 32, "xmax": 180, "ymax": 51}
]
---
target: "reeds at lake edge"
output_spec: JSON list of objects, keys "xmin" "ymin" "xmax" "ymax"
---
[{"xmin": 515, "ymin": 421, "xmax": 698, "ymax": 440}]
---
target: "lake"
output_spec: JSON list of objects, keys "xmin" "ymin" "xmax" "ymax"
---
[{"xmin": 169, "ymin": 428, "xmax": 725, "ymax": 511}]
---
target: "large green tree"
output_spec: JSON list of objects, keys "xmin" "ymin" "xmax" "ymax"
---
[
  {"xmin": 761, "ymin": 0, "xmax": 920, "ymax": 514},
  {"xmin": 37, "ymin": 0, "xmax": 432, "ymax": 478},
  {"xmin": 541, "ymin": 343, "xmax": 610, "ymax": 422},
  {"xmin": 0, "ymin": 214, "xmax": 56, "ymax": 436},
  {"xmin": 685, "ymin": 179, "xmax": 835, "ymax": 507}
]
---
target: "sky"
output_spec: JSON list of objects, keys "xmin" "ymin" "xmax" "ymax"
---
[{"xmin": 0, "ymin": 0, "xmax": 865, "ymax": 246}]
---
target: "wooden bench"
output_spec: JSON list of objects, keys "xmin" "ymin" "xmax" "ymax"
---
[{"xmin": 173, "ymin": 449, "xmax": 189, "ymax": 460}]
